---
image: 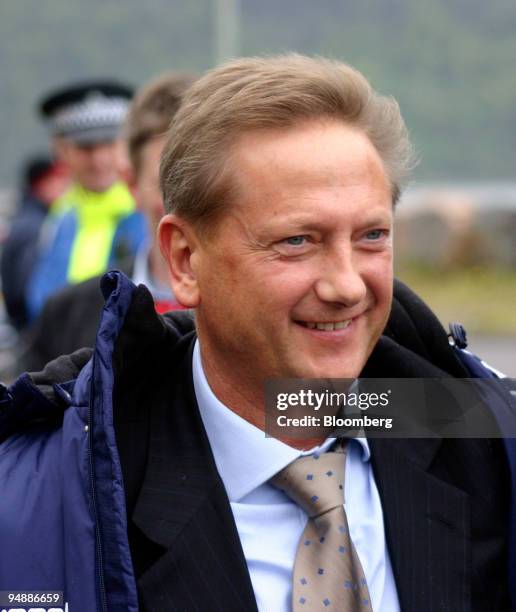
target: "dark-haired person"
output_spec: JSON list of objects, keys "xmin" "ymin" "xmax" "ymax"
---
[{"xmin": 0, "ymin": 55, "xmax": 512, "ymax": 612}]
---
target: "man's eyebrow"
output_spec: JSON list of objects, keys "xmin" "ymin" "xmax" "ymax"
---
[
  {"xmin": 259, "ymin": 211, "xmax": 392, "ymax": 233},
  {"xmin": 257, "ymin": 217, "xmax": 325, "ymax": 234}
]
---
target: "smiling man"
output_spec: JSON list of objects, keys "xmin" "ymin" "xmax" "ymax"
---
[
  {"xmin": 162, "ymin": 121, "xmax": 393, "ymax": 389},
  {"xmin": 156, "ymin": 54, "xmax": 507, "ymax": 610},
  {"xmin": 0, "ymin": 55, "xmax": 511, "ymax": 611}
]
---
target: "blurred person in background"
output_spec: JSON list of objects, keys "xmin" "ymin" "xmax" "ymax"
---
[
  {"xmin": 25, "ymin": 80, "xmax": 146, "ymax": 321},
  {"xmin": 0, "ymin": 155, "xmax": 69, "ymax": 329},
  {"xmin": 21, "ymin": 72, "xmax": 195, "ymax": 371}
]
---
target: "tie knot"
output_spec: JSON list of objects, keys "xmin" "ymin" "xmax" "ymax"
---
[{"xmin": 271, "ymin": 450, "xmax": 346, "ymax": 518}]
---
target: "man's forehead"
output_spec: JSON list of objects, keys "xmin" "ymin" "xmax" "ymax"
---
[
  {"xmin": 231, "ymin": 120, "xmax": 383, "ymax": 177},
  {"xmin": 225, "ymin": 120, "xmax": 390, "ymax": 206}
]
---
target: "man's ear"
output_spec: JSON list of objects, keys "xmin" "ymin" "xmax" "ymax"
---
[
  {"xmin": 158, "ymin": 214, "xmax": 200, "ymax": 308},
  {"xmin": 121, "ymin": 165, "xmax": 139, "ymax": 206},
  {"xmin": 116, "ymin": 140, "xmax": 132, "ymax": 184}
]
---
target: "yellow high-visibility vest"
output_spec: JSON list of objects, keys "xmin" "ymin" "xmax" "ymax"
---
[{"xmin": 50, "ymin": 182, "xmax": 135, "ymax": 283}]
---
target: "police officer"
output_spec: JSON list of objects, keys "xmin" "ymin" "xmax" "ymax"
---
[{"xmin": 27, "ymin": 80, "xmax": 146, "ymax": 319}]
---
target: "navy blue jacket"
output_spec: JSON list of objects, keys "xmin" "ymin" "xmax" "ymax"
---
[{"xmin": 0, "ymin": 272, "xmax": 140, "ymax": 611}]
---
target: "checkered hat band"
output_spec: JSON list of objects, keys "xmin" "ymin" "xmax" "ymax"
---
[{"xmin": 50, "ymin": 95, "xmax": 129, "ymax": 137}]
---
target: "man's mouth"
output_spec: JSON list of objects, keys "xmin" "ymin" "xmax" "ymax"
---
[{"xmin": 297, "ymin": 319, "xmax": 353, "ymax": 331}]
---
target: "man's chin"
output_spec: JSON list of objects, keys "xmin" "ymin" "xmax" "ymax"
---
[{"xmin": 291, "ymin": 361, "xmax": 363, "ymax": 381}]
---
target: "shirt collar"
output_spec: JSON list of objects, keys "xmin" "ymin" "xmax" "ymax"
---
[{"xmin": 192, "ymin": 339, "xmax": 370, "ymax": 502}]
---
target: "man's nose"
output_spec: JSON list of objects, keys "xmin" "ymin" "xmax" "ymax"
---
[
  {"xmin": 91, "ymin": 146, "xmax": 113, "ymax": 166},
  {"xmin": 313, "ymin": 246, "xmax": 367, "ymax": 307}
]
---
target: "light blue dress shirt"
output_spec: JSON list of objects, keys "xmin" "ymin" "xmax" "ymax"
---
[{"xmin": 192, "ymin": 340, "xmax": 400, "ymax": 612}]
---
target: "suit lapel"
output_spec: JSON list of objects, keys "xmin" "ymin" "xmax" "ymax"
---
[
  {"xmin": 369, "ymin": 438, "xmax": 470, "ymax": 612},
  {"xmin": 132, "ymin": 334, "xmax": 258, "ymax": 612},
  {"xmin": 364, "ymin": 338, "xmax": 472, "ymax": 612}
]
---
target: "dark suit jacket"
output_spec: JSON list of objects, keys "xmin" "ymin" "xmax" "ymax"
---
[{"xmin": 111, "ymin": 288, "xmax": 510, "ymax": 611}]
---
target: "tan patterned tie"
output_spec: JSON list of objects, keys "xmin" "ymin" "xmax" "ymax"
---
[{"xmin": 271, "ymin": 443, "xmax": 372, "ymax": 610}]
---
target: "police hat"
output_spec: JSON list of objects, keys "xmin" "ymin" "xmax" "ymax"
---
[{"xmin": 39, "ymin": 80, "xmax": 133, "ymax": 144}]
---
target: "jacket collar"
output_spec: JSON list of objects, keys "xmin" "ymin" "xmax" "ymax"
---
[
  {"xmin": 129, "ymin": 333, "xmax": 259, "ymax": 612},
  {"xmin": 363, "ymin": 337, "xmax": 471, "ymax": 611}
]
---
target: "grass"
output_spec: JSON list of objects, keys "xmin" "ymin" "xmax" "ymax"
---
[{"xmin": 395, "ymin": 264, "xmax": 516, "ymax": 335}]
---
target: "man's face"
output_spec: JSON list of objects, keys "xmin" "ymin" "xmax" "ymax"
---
[
  {"xmin": 133, "ymin": 136, "xmax": 166, "ymax": 238},
  {"xmin": 55, "ymin": 138, "xmax": 123, "ymax": 192},
  {"xmin": 184, "ymin": 120, "xmax": 393, "ymax": 388}
]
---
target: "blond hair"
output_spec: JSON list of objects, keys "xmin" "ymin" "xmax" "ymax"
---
[
  {"xmin": 160, "ymin": 54, "xmax": 415, "ymax": 232},
  {"xmin": 125, "ymin": 72, "xmax": 196, "ymax": 175}
]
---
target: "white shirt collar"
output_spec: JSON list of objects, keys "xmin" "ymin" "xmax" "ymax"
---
[{"xmin": 192, "ymin": 339, "xmax": 370, "ymax": 502}]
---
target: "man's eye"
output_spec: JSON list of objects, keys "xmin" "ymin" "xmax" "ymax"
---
[
  {"xmin": 365, "ymin": 229, "xmax": 386, "ymax": 240},
  {"xmin": 284, "ymin": 235, "xmax": 307, "ymax": 246}
]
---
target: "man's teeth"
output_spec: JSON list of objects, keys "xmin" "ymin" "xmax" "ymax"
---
[{"xmin": 304, "ymin": 320, "xmax": 352, "ymax": 331}]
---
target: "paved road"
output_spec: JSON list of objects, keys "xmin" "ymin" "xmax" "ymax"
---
[{"xmin": 468, "ymin": 335, "xmax": 515, "ymax": 378}]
